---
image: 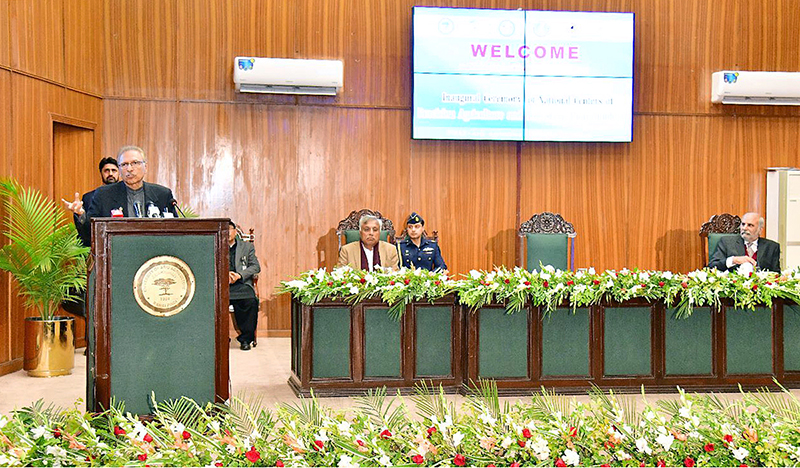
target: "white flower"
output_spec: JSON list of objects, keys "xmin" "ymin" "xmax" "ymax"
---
[
  {"xmin": 286, "ymin": 280, "xmax": 307, "ymax": 289},
  {"xmin": 31, "ymin": 425, "xmax": 49, "ymax": 439},
  {"xmin": 316, "ymin": 269, "xmax": 326, "ymax": 280},
  {"xmin": 638, "ymin": 272, "xmax": 650, "ymax": 281},
  {"xmin": 635, "ymin": 438, "xmax": 652, "ymax": 455},
  {"xmin": 617, "ymin": 450, "xmax": 632, "ymax": 460},
  {"xmin": 349, "ymin": 286, "xmax": 359, "ymax": 294},
  {"xmin": 732, "ymin": 447, "xmax": 749, "ymax": 461},
  {"xmin": 479, "ymin": 412, "xmax": 496, "ymax": 425},
  {"xmin": 691, "ymin": 416, "xmax": 699, "ymax": 426},
  {"xmin": 620, "ymin": 268, "xmax": 630, "ymax": 274},
  {"xmin": 45, "ymin": 446, "xmax": 67, "ymax": 458},
  {"xmin": 679, "ymin": 407, "xmax": 691, "ymax": 418},
  {"xmin": 501, "ymin": 436, "xmax": 513, "ymax": 449},
  {"xmin": 532, "ymin": 438, "xmax": 550, "ymax": 460},
  {"xmin": 0, "ymin": 416, "xmax": 7, "ymax": 429},
  {"xmin": 209, "ymin": 420, "xmax": 220, "ymax": 432},
  {"xmin": 605, "ymin": 280, "xmax": 614, "ymax": 288},
  {"xmin": 0, "ymin": 455, "xmax": 13, "ymax": 466},
  {"xmin": 378, "ymin": 455, "xmax": 391, "ymax": 466},
  {"xmin": 170, "ymin": 422, "xmax": 185, "ymax": 434},
  {"xmin": 470, "ymin": 270, "xmax": 482, "ymax": 279},
  {"xmin": 663, "ymin": 271, "xmax": 674, "ymax": 280},
  {"xmin": 226, "ymin": 444, "xmax": 236, "ymax": 454},
  {"xmin": 317, "ymin": 429, "xmax": 330, "ymax": 442},
  {"xmin": 563, "ymin": 448, "xmax": 580, "ymax": 466},
  {"xmin": 588, "ymin": 267, "xmax": 596, "ymax": 275},
  {"xmin": 655, "ymin": 433, "xmax": 674, "ymax": 452},
  {"xmin": 337, "ymin": 420, "xmax": 352, "ymax": 434},
  {"xmin": 250, "ymin": 429, "xmax": 261, "ymax": 440},
  {"xmin": 132, "ymin": 421, "xmax": 148, "ymax": 441},
  {"xmin": 540, "ymin": 272, "xmax": 551, "ymax": 280},
  {"xmin": 452, "ymin": 431, "xmax": 464, "ymax": 446},
  {"xmin": 688, "ymin": 431, "xmax": 701, "ymax": 439},
  {"xmin": 338, "ymin": 454, "xmax": 360, "ymax": 468}
]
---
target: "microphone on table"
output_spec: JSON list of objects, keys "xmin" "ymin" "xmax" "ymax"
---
[
  {"xmin": 133, "ymin": 201, "xmax": 143, "ymax": 218},
  {"xmin": 170, "ymin": 199, "xmax": 187, "ymax": 218}
]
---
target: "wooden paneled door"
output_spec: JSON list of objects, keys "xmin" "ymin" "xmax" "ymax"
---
[{"xmin": 52, "ymin": 120, "xmax": 96, "ymax": 348}]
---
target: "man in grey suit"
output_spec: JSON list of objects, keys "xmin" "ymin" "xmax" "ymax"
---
[
  {"xmin": 708, "ymin": 212, "xmax": 781, "ymax": 273},
  {"xmin": 229, "ymin": 221, "xmax": 261, "ymax": 350}
]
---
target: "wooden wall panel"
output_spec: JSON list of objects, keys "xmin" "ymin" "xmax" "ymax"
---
[
  {"xmin": 64, "ymin": 0, "xmax": 104, "ymax": 95},
  {"xmin": 104, "ymin": 0, "xmax": 176, "ymax": 99},
  {"xmin": 411, "ymin": 140, "xmax": 518, "ymax": 273},
  {"xmin": 520, "ymin": 141, "xmax": 630, "ymax": 271},
  {"xmin": 176, "ymin": 0, "xmax": 295, "ymax": 102},
  {"xmin": 102, "ymin": 100, "xmax": 178, "ymax": 189},
  {"xmin": 9, "ymin": 0, "xmax": 64, "ymax": 83},
  {"xmin": 296, "ymin": 0, "xmax": 415, "ymax": 108},
  {"xmin": 0, "ymin": 70, "xmax": 10, "ymax": 369},
  {"xmin": 176, "ymin": 102, "xmax": 298, "ymax": 333},
  {"xmin": 0, "ymin": 0, "xmax": 9, "ymax": 67},
  {"xmin": 295, "ymin": 107, "xmax": 412, "ymax": 276}
]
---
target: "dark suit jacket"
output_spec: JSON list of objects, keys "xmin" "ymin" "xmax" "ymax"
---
[
  {"xmin": 73, "ymin": 189, "xmax": 96, "ymax": 247},
  {"xmin": 82, "ymin": 181, "xmax": 177, "ymax": 243},
  {"xmin": 708, "ymin": 235, "xmax": 781, "ymax": 273}
]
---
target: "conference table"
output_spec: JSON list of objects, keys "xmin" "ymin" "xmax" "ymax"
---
[{"xmin": 288, "ymin": 296, "xmax": 800, "ymax": 396}]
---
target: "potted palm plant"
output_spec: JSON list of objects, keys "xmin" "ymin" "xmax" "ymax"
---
[{"xmin": 0, "ymin": 178, "xmax": 89, "ymax": 377}]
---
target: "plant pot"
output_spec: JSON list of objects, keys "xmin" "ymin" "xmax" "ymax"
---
[{"xmin": 23, "ymin": 316, "xmax": 74, "ymax": 377}]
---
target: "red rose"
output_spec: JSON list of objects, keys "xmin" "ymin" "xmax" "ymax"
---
[
  {"xmin": 53, "ymin": 429, "xmax": 61, "ymax": 438},
  {"xmin": 517, "ymin": 440, "xmax": 525, "ymax": 447},
  {"xmin": 524, "ymin": 281, "xmax": 531, "ymax": 286},
  {"xmin": 566, "ymin": 280, "xmax": 574, "ymax": 286},
  {"xmin": 723, "ymin": 434, "xmax": 733, "ymax": 443},
  {"xmin": 657, "ymin": 460, "xmax": 666, "ymax": 467},
  {"xmin": 314, "ymin": 440, "xmax": 324, "ymax": 450},
  {"xmin": 404, "ymin": 279, "xmax": 410, "ymax": 285},
  {"xmin": 113, "ymin": 426, "xmax": 126, "ymax": 436},
  {"xmin": 435, "ymin": 280, "xmax": 441, "ymax": 285},
  {"xmin": 143, "ymin": 433, "xmax": 153, "ymax": 443},
  {"xmin": 704, "ymin": 443, "xmax": 715, "ymax": 452},
  {"xmin": 356, "ymin": 439, "xmax": 365, "ymax": 447},
  {"xmin": 522, "ymin": 428, "xmax": 532, "ymax": 438},
  {"xmin": 604, "ymin": 440, "xmax": 615, "ymax": 449},
  {"xmin": 412, "ymin": 454, "xmax": 424, "ymax": 465},
  {"xmin": 138, "ymin": 454, "xmax": 147, "ymax": 462},
  {"xmin": 504, "ymin": 279, "xmax": 510, "ymax": 284},
  {"xmin": 454, "ymin": 454, "xmax": 466, "ymax": 466},
  {"xmin": 327, "ymin": 281, "xmax": 333, "ymax": 286},
  {"xmin": 427, "ymin": 426, "xmax": 436, "ymax": 436},
  {"xmin": 215, "ymin": 463, "xmax": 223, "ymax": 467},
  {"xmin": 684, "ymin": 457, "xmax": 695, "ymax": 467},
  {"xmin": 342, "ymin": 280, "xmax": 346, "ymax": 284},
  {"xmin": 569, "ymin": 426, "xmax": 577, "ymax": 437},
  {"xmin": 752, "ymin": 284, "xmax": 758, "ymax": 290},
  {"xmin": 276, "ymin": 461, "xmax": 285, "ymax": 468},
  {"xmin": 389, "ymin": 280, "xmax": 395, "ymax": 285},
  {"xmin": 640, "ymin": 463, "xmax": 646, "ymax": 467},
  {"xmin": 511, "ymin": 464, "xmax": 520, "ymax": 468},
  {"xmin": 488, "ymin": 465, "xmax": 496, "ymax": 468},
  {"xmin": 658, "ymin": 281, "xmax": 665, "ymax": 287},
  {"xmin": 601, "ymin": 465, "xmax": 611, "ymax": 467},
  {"xmin": 182, "ymin": 430, "xmax": 191, "ymax": 440},
  {"xmin": 555, "ymin": 458, "xmax": 567, "ymax": 467},
  {"xmin": 739, "ymin": 465, "xmax": 749, "ymax": 467},
  {"xmin": 681, "ymin": 282, "xmax": 688, "ymax": 288},
  {"xmin": 380, "ymin": 429, "xmax": 392, "ymax": 439},
  {"xmin": 360, "ymin": 277, "xmax": 366, "ymax": 284},
  {"xmin": 543, "ymin": 281, "xmax": 549, "ymax": 288},
  {"xmin": 246, "ymin": 446, "xmax": 261, "ymax": 463},
  {"xmin": 640, "ymin": 283, "xmax": 647, "ymax": 288}
]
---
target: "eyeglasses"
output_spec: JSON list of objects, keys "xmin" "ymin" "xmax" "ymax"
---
[{"xmin": 119, "ymin": 160, "xmax": 145, "ymax": 169}]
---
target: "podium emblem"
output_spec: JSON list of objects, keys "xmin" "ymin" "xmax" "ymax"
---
[{"xmin": 133, "ymin": 256, "xmax": 196, "ymax": 317}]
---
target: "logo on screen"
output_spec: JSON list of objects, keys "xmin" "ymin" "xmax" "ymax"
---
[
  {"xmin": 723, "ymin": 72, "xmax": 739, "ymax": 84},
  {"xmin": 238, "ymin": 58, "xmax": 255, "ymax": 71}
]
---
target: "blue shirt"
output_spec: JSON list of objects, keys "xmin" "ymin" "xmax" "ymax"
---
[{"xmin": 397, "ymin": 237, "xmax": 447, "ymax": 271}]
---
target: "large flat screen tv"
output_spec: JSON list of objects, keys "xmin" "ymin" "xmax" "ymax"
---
[{"xmin": 412, "ymin": 7, "xmax": 634, "ymax": 142}]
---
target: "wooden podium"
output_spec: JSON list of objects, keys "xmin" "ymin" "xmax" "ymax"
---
[{"xmin": 88, "ymin": 218, "xmax": 230, "ymax": 414}]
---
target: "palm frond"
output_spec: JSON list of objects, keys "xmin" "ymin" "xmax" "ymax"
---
[
  {"xmin": 411, "ymin": 381, "xmax": 455, "ymax": 422},
  {"xmin": 353, "ymin": 387, "xmax": 409, "ymax": 431},
  {"xmin": 150, "ymin": 394, "xmax": 207, "ymax": 430},
  {"xmin": 279, "ymin": 391, "xmax": 326, "ymax": 426},
  {"xmin": 464, "ymin": 379, "xmax": 506, "ymax": 419},
  {"xmin": 528, "ymin": 386, "xmax": 573, "ymax": 421},
  {"xmin": 228, "ymin": 393, "xmax": 273, "ymax": 436}
]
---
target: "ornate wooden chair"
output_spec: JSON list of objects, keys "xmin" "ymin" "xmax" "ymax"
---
[
  {"xmin": 336, "ymin": 209, "xmax": 396, "ymax": 250},
  {"xmin": 395, "ymin": 228, "xmax": 439, "ymax": 243},
  {"xmin": 518, "ymin": 212, "xmax": 577, "ymax": 271},
  {"xmin": 700, "ymin": 213, "xmax": 741, "ymax": 265}
]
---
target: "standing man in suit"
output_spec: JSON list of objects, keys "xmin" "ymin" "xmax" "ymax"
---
[
  {"xmin": 71, "ymin": 157, "xmax": 119, "ymax": 247},
  {"xmin": 708, "ymin": 212, "xmax": 781, "ymax": 273},
  {"xmin": 337, "ymin": 215, "xmax": 399, "ymax": 271},
  {"xmin": 229, "ymin": 221, "xmax": 261, "ymax": 351},
  {"xmin": 397, "ymin": 212, "xmax": 447, "ymax": 271},
  {"xmin": 66, "ymin": 146, "xmax": 177, "ymax": 241}
]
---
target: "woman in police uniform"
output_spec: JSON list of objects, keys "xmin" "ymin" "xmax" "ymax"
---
[{"xmin": 397, "ymin": 212, "xmax": 447, "ymax": 271}]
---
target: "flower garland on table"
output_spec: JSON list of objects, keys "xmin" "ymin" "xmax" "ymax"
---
[
  {"xmin": 278, "ymin": 266, "xmax": 456, "ymax": 320},
  {"xmin": 3, "ymin": 385, "xmax": 800, "ymax": 467}
]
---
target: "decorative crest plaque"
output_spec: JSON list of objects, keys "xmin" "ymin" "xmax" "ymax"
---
[{"xmin": 133, "ymin": 256, "xmax": 195, "ymax": 317}]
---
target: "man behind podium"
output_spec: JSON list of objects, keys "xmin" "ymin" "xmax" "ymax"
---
[
  {"xmin": 708, "ymin": 212, "xmax": 781, "ymax": 273},
  {"xmin": 337, "ymin": 215, "xmax": 399, "ymax": 271},
  {"xmin": 67, "ymin": 146, "xmax": 177, "ymax": 236}
]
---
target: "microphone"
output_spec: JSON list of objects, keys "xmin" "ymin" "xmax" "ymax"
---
[
  {"xmin": 133, "ymin": 201, "xmax": 143, "ymax": 218},
  {"xmin": 146, "ymin": 202, "xmax": 161, "ymax": 218},
  {"xmin": 170, "ymin": 199, "xmax": 187, "ymax": 218}
]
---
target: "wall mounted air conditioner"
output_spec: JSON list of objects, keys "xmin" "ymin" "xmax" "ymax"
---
[
  {"xmin": 711, "ymin": 71, "xmax": 800, "ymax": 105},
  {"xmin": 233, "ymin": 57, "xmax": 343, "ymax": 96}
]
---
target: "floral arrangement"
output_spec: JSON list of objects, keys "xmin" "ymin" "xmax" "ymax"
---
[
  {"xmin": 3, "ymin": 383, "xmax": 800, "ymax": 467},
  {"xmin": 279, "ymin": 266, "xmax": 455, "ymax": 319},
  {"xmin": 281, "ymin": 266, "xmax": 800, "ymax": 319}
]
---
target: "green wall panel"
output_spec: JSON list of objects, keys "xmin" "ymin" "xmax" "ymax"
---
[
  {"xmin": 604, "ymin": 307, "xmax": 651, "ymax": 376},
  {"xmin": 110, "ymin": 235, "xmax": 216, "ymax": 415},
  {"xmin": 364, "ymin": 308, "xmax": 401, "ymax": 378},
  {"xmin": 312, "ymin": 307, "xmax": 351, "ymax": 379},
  {"xmin": 416, "ymin": 306, "xmax": 452, "ymax": 377},
  {"xmin": 541, "ymin": 308, "xmax": 590, "ymax": 377},
  {"xmin": 479, "ymin": 308, "xmax": 528, "ymax": 378},
  {"xmin": 665, "ymin": 307, "xmax": 713, "ymax": 375},
  {"xmin": 785, "ymin": 305, "xmax": 800, "ymax": 372},
  {"xmin": 727, "ymin": 307, "xmax": 772, "ymax": 375}
]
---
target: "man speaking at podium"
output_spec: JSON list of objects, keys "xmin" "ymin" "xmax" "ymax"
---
[{"xmin": 67, "ymin": 146, "xmax": 177, "ymax": 233}]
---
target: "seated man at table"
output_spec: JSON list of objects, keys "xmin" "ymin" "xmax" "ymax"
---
[
  {"xmin": 708, "ymin": 211, "xmax": 781, "ymax": 273},
  {"xmin": 397, "ymin": 212, "xmax": 447, "ymax": 271},
  {"xmin": 337, "ymin": 214, "xmax": 399, "ymax": 271}
]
